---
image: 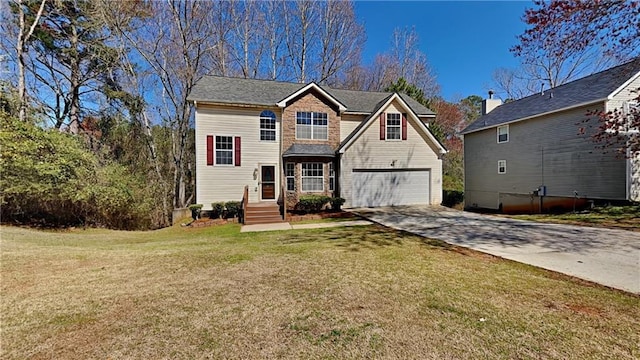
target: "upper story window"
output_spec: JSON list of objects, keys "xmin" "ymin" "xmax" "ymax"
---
[
  {"xmin": 498, "ymin": 160, "xmax": 506, "ymax": 174},
  {"xmin": 386, "ymin": 113, "xmax": 401, "ymax": 140},
  {"xmin": 296, "ymin": 111, "xmax": 328, "ymax": 140},
  {"xmin": 497, "ymin": 125, "xmax": 509, "ymax": 143},
  {"xmin": 260, "ymin": 110, "xmax": 276, "ymax": 141},
  {"xmin": 215, "ymin": 135, "xmax": 233, "ymax": 165}
]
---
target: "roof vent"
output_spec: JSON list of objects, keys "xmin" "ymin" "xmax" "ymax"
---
[
  {"xmin": 488, "ymin": 90, "xmax": 494, "ymax": 99},
  {"xmin": 540, "ymin": 83, "xmax": 544, "ymax": 95}
]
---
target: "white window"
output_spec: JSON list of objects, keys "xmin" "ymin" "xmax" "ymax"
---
[
  {"xmin": 497, "ymin": 125, "xmax": 509, "ymax": 143},
  {"xmin": 301, "ymin": 162, "xmax": 323, "ymax": 192},
  {"xmin": 260, "ymin": 110, "xmax": 276, "ymax": 141},
  {"xmin": 296, "ymin": 112, "xmax": 328, "ymax": 140},
  {"xmin": 215, "ymin": 135, "xmax": 233, "ymax": 165},
  {"xmin": 623, "ymin": 101, "xmax": 639, "ymax": 132},
  {"xmin": 386, "ymin": 113, "xmax": 401, "ymax": 140},
  {"xmin": 498, "ymin": 160, "xmax": 506, "ymax": 174},
  {"xmin": 285, "ymin": 163, "xmax": 295, "ymax": 191},
  {"xmin": 329, "ymin": 162, "xmax": 335, "ymax": 191}
]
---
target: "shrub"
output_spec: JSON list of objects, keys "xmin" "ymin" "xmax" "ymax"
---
[
  {"xmin": 224, "ymin": 201, "xmax": 241, "ymax": 218},
  {"xmin": 0, "ymin": 114, "xmax": 155, "ymax": 229},
  {"xmin": 211, "ymin": 202, "xmax": 225, "ymax": 218},
  {"xmin": 189, "ymin": 204, "xmax": 203, "ymax": 220},
  {"xmin": 297, "ymin": 195, "xmax": 331, "ymax": 213},
  {"xmin": 442, "ymin": 190, "xmax": 464, "ymax": 208},
  {"xmin": 330, "ymin": 197, "xmax": 345, "ymax": 211}
]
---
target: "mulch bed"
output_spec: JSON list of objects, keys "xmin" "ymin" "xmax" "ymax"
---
[
  {"xmin": 286, "ymin": 211, "xmax": 356, "ymax": 223},
  {"xmin": 185, "ymin": 217, "xmax": 238, "ymax": 228}
]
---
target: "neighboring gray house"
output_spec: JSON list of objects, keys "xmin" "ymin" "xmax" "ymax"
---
[
  {"xmin": 188, "ymin": 77, "xmax": 446, "ymax": 224},
  {"xmin": 461, "ymin": 58, "xmax": 640, "ymax": 213}
]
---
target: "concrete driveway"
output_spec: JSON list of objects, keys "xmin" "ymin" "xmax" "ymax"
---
[{"xmin": 353, "ymin": 206, "xmax": 640, "ymax": 294}]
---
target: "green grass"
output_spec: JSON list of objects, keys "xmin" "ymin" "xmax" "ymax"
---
[
  {"xmin": 2, "ymin": 224, "xmax": 639, "ymax": 359},
  {"xmin": 505, "ymin": 205, "xmax": 640, "ymax": 231}
]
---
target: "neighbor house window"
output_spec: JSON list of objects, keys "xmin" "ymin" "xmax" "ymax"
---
[
  {"xmin": 329, "ymin": 163, "xmax": 335, "ymax": 191},
  {"xmin": 285, "ymin": 163, "xmax": 295, "ymax": 191},
  {"xmin": 497, "ymin": 125, "xmax": 509, "ymax": 143},
  {"xmin": 498, "ymin": 160, "xmax": 506, "ymax": 174},
  {"xmin": 215, "ymin": 135, "xmax": 233, "ymax": 165},
  {"xmin": 301, "ymin": 162, "xmax": 323, "ymax": 192},
  {"xmin": 260, "ymin": 110, "xmax": 276, "ymax": 141},
  {"xmin": 296, "ymin": 112, "xmax": 328, "ymax": 140},
  {"xmin": 386, "ymin": 113, "xmax": 401, "ymax": 140}
]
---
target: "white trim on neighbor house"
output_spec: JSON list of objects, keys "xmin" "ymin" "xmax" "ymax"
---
[
  {"xmin": 461, "ymin": 98, "xmax": 608, "ymax": 135},
  {"xmin": 608, "ymin": 70, "xmax": 640, "ymax": 100},
  {"xmin": 338, "ymin": 93, "xmax": 447, "ymax": 155},
  {"xmin": 497, "ymin": 125, "xmax": 509, "ymax": 143},
  {"xmin": 276, "ymin": 82, "xmax": 347, "ymax": 113},
  {"xmin": 498, "ymin": 160, "xmax": 506, "ymax": 174}
]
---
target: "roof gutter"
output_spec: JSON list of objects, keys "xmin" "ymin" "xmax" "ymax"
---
[{"xmin": 461, "ymin": 98, "xmax": 608, "ymax": 135}]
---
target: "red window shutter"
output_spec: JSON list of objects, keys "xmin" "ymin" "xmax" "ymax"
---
[
  {"xmin": 206, "ymin": 135, "xmax": 213, "ymax": 165},
  {"xmin": 234, "ymin": 137, "xmax": 241, "ymax": 166},
  {"xmin": 380, "ymin": 113, "xmax": 386, "ymax": 140},
  {"xmin": 402, "ymin": 113, "xmax": 408, "ymax": 140}
]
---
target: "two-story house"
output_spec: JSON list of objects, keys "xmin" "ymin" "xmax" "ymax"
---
[
  {"xmin": 188, "ymin": 77, "xmax": 446, "ymax": 223},
  {"xmin": 461, "ymin": 58, "xmax": 640, "ymax": 213}
]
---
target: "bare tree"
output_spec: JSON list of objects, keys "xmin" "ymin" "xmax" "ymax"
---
[
  {"xmin": 117, "ymin": 0, "xmax": 216, "ymax": 208},
  {"xmin": 316, "ymin": 0, "xmax": 365, "ymax": 84},
  {"xmin": 13, "ymin": 0, "xmax": 46, "ymax": 122}
]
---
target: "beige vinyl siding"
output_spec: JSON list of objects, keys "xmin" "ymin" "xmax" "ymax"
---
[
  {"xmin": 340, "ymin": 100, "xmax": 443, "ymax": 207},
  {"xmin": 195, "ymin": 105, "xmax": 281, "ymax": 209},
  {"xmin": 607, "ymin": 73, "xmax": 640, "ymax": 201},
  {"xmin": 464, "ymin": 103, "xmax": 627, "ymax": 210},
  {"xmin": 340, "ymin": 114, "xmax": 365, "ymax": 141}
]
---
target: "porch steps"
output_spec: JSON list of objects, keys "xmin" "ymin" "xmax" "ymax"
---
[{"xmin": 244, "ymin": 203, "xmax": 283, "ymax": 225}]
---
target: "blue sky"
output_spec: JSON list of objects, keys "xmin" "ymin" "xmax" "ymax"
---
[{"xmin": 355, "ymin": 1, "xmax": 530, "ymax": 101}]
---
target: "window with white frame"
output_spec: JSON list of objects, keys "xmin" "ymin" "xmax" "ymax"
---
[
  {"xmin": 386, "ymin": 113, "xmax": 401, "ymax": 140},
  {"xmin": 329, "ymin": 162, "xmax": 335, "ymax": 191},
  {"xmin": 498, "ymin": 160, "xmax": 506, "ymax": 174},
  {"xmin": 296, "ymin": 112, "xmax": 328, "ymax": 140},
  {"xmin": 624, "ymin": 101, "xmax": 639, "ymax": 132},
  {"xmin": 215, "ymin": 135, "xmax": 233, "ymax": 165},
  {"xmin": 497, "ymin": 125, "xmax": 509, "ymax": 143},
  {"xmin": 260, "ymin": 110, "xmax": 276, "ymax": 141},
  {"xmin": 301, "ymin": 162, "xmax": 323, "ymax": 192},
  {"xmin": 285, "ymin": 163, "xmax": 295, "ymax": 191}
]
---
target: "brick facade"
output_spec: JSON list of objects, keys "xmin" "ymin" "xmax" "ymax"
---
[
  {"xmin": 281, "ymin": 90, "xmax": 341, "ymax": 151},
  {"xmin": 281, "ymin": 90, "xmax": 340, "ymax": 210}
]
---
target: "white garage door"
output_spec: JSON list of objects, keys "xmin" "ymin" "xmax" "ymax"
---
[{"xmin": 351, "ymin": 169, "xmax": 430, "ymax": 207}]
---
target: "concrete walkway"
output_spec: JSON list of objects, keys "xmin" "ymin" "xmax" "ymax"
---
[
  {"xmin": 353, "ymin": 205, "xmax": 640, "ymax": 294},
  {"xmin": 240, "ymin": 220, "xmax": 372, "ymax": 233}
]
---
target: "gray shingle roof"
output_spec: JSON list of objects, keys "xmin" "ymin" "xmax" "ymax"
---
[
  {"xmin": 282, "ymin": 144, "xmax": 336, "ymax": 157},
  {"xmin": 188, "ymin": 76, "xmax": 435, "ymax": 116},
  {"xmin": 461, "ymin": 58, "xmax": 640, "ymax": 134}
]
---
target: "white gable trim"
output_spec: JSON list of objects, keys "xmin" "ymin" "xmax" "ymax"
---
[
  {"xmin": 608, "ymin": 70, "xmax": 640, "ymax": 99},
  {"xmin": 276, "ymin": 82, "xmax": 347, "ymax": 113},
  {"xmin": 338, "ymin": 93, "xmax": 447, "ymax": 155},
  {"xmin": 462, "ymin": 98, "xmax": 608, "ymax": 135}
]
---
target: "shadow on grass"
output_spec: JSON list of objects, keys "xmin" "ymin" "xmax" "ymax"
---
[{"xmin": 279, "ymin": 225, "xmax": 453, "ymax": 252}]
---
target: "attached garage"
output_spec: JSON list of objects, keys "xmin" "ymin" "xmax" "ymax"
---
[{"xmin": 351, "ymin": 169, "xmax": 430, "ymax": 207}]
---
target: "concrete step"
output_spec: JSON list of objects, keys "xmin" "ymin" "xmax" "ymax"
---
[{"xmin": 244, "ymin": 217, "xmax": 285, "ymax": 225}]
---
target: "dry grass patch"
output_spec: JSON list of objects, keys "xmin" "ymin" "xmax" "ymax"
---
[
  {"xmin": 2, "ymin": 224, "xmax": 639, "ymax": 359},
  {"xmin": 502, "ymin": 205, "xmax": 640, "ymax": 231}
]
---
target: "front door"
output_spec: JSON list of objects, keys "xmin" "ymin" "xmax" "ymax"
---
[{"xmin": 261, "ymin": 165, "xmax": 276, "ymax": 200}]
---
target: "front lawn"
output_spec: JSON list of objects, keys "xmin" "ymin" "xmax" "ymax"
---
[
  {"xmin": 503, "ymin": 205, "xmax": 640, "ymax": 231},
  {"xmin": 2, "ymin": 224, "xmax": 638, "ymax": 359}
]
